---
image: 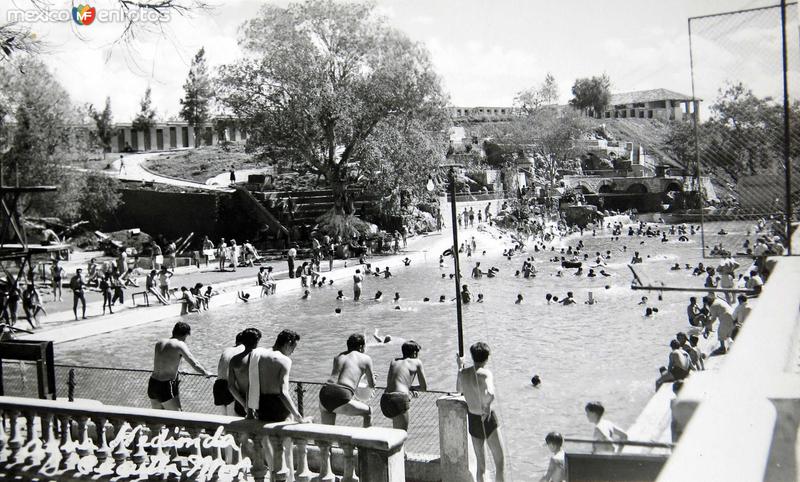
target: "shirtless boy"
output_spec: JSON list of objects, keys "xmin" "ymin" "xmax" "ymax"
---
[
  {"xmin": 457, "ymin": 342, "xmax": 506, "ymax": 482},
  {"xmin": 227, "ymin": 328, "xmax": 262, "ymax": 417},
  {"xmin": 215, "ymin": 331, "xmax": 245, "ymax": 415},
  {"xmin": 353, "ymin": 269, "xmax": 364, "ymax": 301},
  {"xmin": 381, "ymin": 341, "xmax": 428, "ymax": 430},
  {"xmin": 319, "ymin": 333, "xmax": 376, "ymax": 427},
  {"xmin": 149, "ymin": 322, "xmax": 212, "ymax": 410},
  {"xmin": 253, "ymin": 329, "xmax": 311, "ymax": 423}
]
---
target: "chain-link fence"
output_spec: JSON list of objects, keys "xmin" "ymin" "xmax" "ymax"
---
[
  {"xmin": 0, "ymin": 361, "xmax": 444, "ymax": 455},
  {"xmin": 688, "ymin": 2, "xmax": 799, "ymax": 257}
]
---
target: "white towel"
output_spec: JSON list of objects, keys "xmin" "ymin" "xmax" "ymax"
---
[{"xmin": 247, "ymin": 347, "xmax": 270, "ymax": 411}]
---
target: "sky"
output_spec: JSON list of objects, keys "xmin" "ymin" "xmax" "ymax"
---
[{"xmin": 3, "ymin": 0, "xmax": 799, "ymax": 121}]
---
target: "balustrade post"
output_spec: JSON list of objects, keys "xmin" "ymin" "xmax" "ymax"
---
[
  {"xmin": 110, "ymin": 419, "xmax": 130, "ymax": 472},
  {"xmin": 94, "ymin": 416, "xmax": 111, "ymax": 466},
  {"xmin": 75, "ymin": 415, "xmax": 91, "ymax": 457},
  {"xmin": 315, "ymin": 440, "xmax": 336, "ymax": 482},
  {"xmin": 0, "ymin": 410, "xmax": 7, "ymax": 456},
  {"xmin": 354, "ymin": 428, "xmax": 407, "ymax": 482},
  {"xmin": 24, "ymin": 411, "xmax": 40, "ymax": 464},
  {"xmin": 148, "ymin": 423, "xmax": 165, "ymax": 460},
  {"xmin": 130, "ymin": 423, "xmax": 148, "ymax": 472},
  {"xmin": 269, "ymin": 434, "xmax": 288, "ymax": 482},
  {"xmin": 250, "ymin": 434, "xmax": 270, "ymax": 482},
  {"xmin": 7, "ymin": 410, "xmax": 23, "ymax": 462},
  {"xmin": 437, "ymin": 395, "xmax": 475, "ymax": 482},
  {"xmin": 341, "ymin": 442, "xmax": 359, "ymax": 482},
  {"xmin": 58, "ymin": 415, "xmax": 74, "ymax": 471},
  {"xmin": 39, "ymin": 413, "xmax": 59, "ymax": 466},
  {"xmin": 293, "ymin": 438, "xmax": 313, "ymax": 482}
]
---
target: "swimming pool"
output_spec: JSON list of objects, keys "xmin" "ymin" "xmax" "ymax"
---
[{"xmin": 55, "ymin": 220, "xmax": 752, "ymax": 477}]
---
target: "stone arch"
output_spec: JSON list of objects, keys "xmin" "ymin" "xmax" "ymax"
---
[
  {"xmin": 665, "ymin": 181, "xmax": 683, "ymax": 192},
  {"xmin": 575, "ymin": 183, "xmax": 595, "ymax": 194},
  {"xmin": 626, "ymin": 183, "xmax": 648, "ymax": 194},
  {"xmin": 598, "ymin": 183, "xmax": 614, "ymax": 194}
]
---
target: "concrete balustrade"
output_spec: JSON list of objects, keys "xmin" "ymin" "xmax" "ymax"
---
[{"xmin": 0, "ymin": 396, "xmax": 407, "ymax": 482}]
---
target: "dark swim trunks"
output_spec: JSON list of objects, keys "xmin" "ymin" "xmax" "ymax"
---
[
  {"xmin": 467, "ymin": 411, "xmax": 499, "ymax": 440},
  {"xmin": 213, "ymin": 379, "xmax": 235, "ymax": 406},
  {"xmin": 380, "ymin": 392, "xmax": 411, "ymax": 419},
  {"xmin": 147, "ymin": 377, "xmax": 179, "ymax": 403},
  {"xmin": 257, "ymin": 393, "xmax": 290, "ymax": 422},
  {"xmin": 319, "ymin": 383, "xmax": 355, "ymax": 412}
]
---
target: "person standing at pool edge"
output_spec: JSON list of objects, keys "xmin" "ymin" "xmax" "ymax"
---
[
  {"xmin": 149, "ymin": 322, "xmax": 212, "ymax": 410},
  {"xmin": 253, "ymin": 329, "xmax": 311, "ymax": 423},
  {"xmin": 320, "ymin": 333, "xmax": 376, "ymax": 427},
  {"xmin": 381, "ymin": 340, "xmax": 428, "ymax": 430},
  {"xmin": 457, "ymin": 341, "xmax": 506, "ymax": 482}
]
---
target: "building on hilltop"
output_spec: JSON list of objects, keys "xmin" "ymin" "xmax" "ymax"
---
[
  {"xmin": 599, "ymin": 88, "xmax": 700, "ymax": 121},
  {"xmin": 449, "ymin": 106, "xmax": 520, "ymax": 122}
]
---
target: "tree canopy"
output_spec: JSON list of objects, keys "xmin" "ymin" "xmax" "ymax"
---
[
  {"xmin": 514, "ymin": 72, "xmax": 559, "ymax": 113},
  {"xmin": 478, "ymin": 106, "xmax": 590, "ymax": 185},
  {"xmin": 0, "ymin": 59, "xmax": 121, "ymax": 226},
  {"xmin": 132, "ymin": 86, "xmax": 156, "ymax": 132},
  {"xmin": 569, "ymin": 74, "xmax": 611, "ymax": 116},
  {"xmin": 217, "ymin": 0, "xmax": 449, "ymax": 227},
  {"xmin": 665, "ymin": 82, "xmax": 797, "ymax": 184},
  {"xmin": 89, "ymin": 97, "xmax": 115, "ymax": 156},
  {"xmin": 180, "ymin": 47, "xmax": 212, "ymax": 143}
]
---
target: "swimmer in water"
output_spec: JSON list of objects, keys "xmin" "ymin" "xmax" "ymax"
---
[
  {"xmin": 560, "ymin": 292, "xmax": 576, "ymax": 305},
  {"xmin": 515, "ymin": 294, "xmax": 524, "ymax": 304},
  {"xmin": 372, "ymin": 328, "xmax": 392, "ymax": 344},
  {"xmin": 374, "ymin": 291, "xmax": 383, "ymax": 301},
  {"xmin": 393, "ymin": 292, "xmax": 401, "ymax": 302},
  {"xmin": 334, "ymin": 307, "xmax": 342, "ymax": 314},
  {"xmin": 336, "ymin": 290, "xmax": 348, "ymax": 301},
  {"xmin": 384, "ymin": 267, "xmax": 393, "ymax": 278},
  {"xmin": 238, "ymin": 291, "xmax": 250, "ymax": 303},
  {"xmin": 402, "ymin": 258, "xmax": 411, "ymax": 266},
  {"xmin": 439, "ymin": 295, "xmax": 446, "ymax": 303},
  {"xmin": 476, "ymin": 294, "xmax": 484, "ymax": 303},
  {"xmin": 638, "ymin": 296, "xmax": 648, "ymax": 305},
  {"xmin": 301, "ymin": 290, "xmax": 310, "ymax": 300},
  {"xmin": 546, "ymin": 293, "xmax": 553, "ymax": 304},
  {"xmin": 531, "ymin": 375, "xmax": 541, "ymax": 387},
  {"xmin": 460, "ymin": 285, "xmax": 472, "ymax": 304}
]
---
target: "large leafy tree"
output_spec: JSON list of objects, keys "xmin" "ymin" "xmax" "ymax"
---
[
  {"xmin": 217, "ymin": 0, "xmax": 448, "ymax": 226},
  {"xmin": 88, "ymin": 96, "xmax": 115, "ymax": 157},
  {"xmin": 180, "ymin": 47, "xmax": 212, "ymax": 146},
  {"xmin": 569, "ymin": 74, "xmax": 611, "ymax": 116},
  {"xmin": 132, "ymin": 86, "xmax": 156, "ymax": 132}
]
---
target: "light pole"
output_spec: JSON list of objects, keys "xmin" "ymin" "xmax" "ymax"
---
[{"xmin": 428, "ymin": 165, "xmax": 465, "ymax": 357}]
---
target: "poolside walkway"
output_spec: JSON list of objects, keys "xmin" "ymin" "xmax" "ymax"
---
[{"xmin": 19, "ymin": 228, "xmax": 462, "ymax": 344}]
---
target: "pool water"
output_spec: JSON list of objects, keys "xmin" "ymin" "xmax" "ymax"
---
[{"xmin": 56, "ymin": 220, "xmax": 753, "ymax": 477}]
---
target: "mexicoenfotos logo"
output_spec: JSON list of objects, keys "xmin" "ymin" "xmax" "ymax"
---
[{"xmin": 72, "ymin": 4, "xmax": 97, "ymax": 26}]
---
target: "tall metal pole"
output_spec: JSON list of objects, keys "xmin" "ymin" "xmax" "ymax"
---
[
  {"xmin": 449, "ymin": 167, "xmax": 465, "ymax": 357},
  {"xmin": 687, "ymin": 18, "xmax": 706, "ymax": 258},
  {"xmin": 780, "ymin": 0, "xmax": 793, "ymax": 255}
]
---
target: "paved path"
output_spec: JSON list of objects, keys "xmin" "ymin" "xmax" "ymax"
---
[
  {"xmin": 19, "ymin": 230, "xmax": 458, "ymax": 344},
  {"xmin": 112, "ymin": 151, "xmax": 232, "ymax": 192}
]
